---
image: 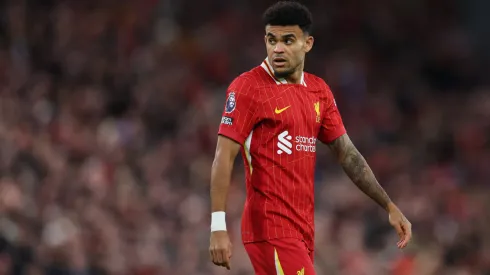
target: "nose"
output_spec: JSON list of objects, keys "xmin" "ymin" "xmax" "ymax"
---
[{"xmin": 274, "ymin": 43, "xmax": 285, "ymax": 53}]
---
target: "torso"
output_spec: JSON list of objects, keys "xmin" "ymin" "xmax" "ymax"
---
[{"xmin": 239, "ymin": 63, "xmax": 330, "ymax": 249}]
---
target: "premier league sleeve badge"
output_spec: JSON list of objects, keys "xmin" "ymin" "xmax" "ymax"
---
[{"xmin": 225, "ymin": 92, "xmax": 236, "ymax": 113}]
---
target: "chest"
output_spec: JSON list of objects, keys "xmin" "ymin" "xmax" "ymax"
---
[{"xmin": 259, "ymin": 85, "xmax": 325, "ymax": 134}]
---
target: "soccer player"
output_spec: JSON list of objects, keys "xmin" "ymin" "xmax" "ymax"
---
[{"xmin": 209, "ymin": 1, "xmax": 412, "ymax": 274}]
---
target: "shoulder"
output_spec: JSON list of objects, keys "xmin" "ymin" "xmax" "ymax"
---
[
  {"xmin": 231, "ymin": 65, "xmax": 271, "ymax": 86},
  {"xmin": 224, "ymin": 75, "xmax": 261, "ymax": 111},
  {"xmin": 227, "ymin": 75, "xmax": 254, "ymax": 96},
  {"xmin": 305, "ymin": 72, "xmax": 336, "ymax": 96},
  {"xmin": 305, "ymin": 73, "xmax": 337, "ymax": 106},
  {"xmin": 227, "ymin": 66, "xmax": 269, "ymax": 99},
  {"xmin": 304, "ymin": 72, "xmax": 330, "ymax": 90},
  {"xmin": 229, "ymin": 72, "xmax": 257, "ymax": 89}
]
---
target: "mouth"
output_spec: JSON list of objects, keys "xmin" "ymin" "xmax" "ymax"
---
[{"xmin": 272, "ymin": 57, "xmax": 287, "ymax": 67}]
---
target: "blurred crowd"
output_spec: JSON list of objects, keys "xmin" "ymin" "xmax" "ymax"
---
[{"xmin": 0, "ymin": 0, "xmax": 489, "ymax": 274}]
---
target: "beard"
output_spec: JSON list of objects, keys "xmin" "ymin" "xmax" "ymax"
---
[{"xmin": 273, "ymin": 67, "xmax": 295, "ymax": 79}]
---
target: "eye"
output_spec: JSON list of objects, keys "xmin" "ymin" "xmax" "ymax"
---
[
  {"xmin": 268, "ymin": 38, "xmax": 276, "ymax": 45},
  {"xmin": 285, "ymin": 38, "xmax": 294, "ymax": 45}
]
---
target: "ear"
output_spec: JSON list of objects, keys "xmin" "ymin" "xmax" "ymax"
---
[{"xmin": 304, "ymin": 35, "xmax": 314, "ymax": 53}]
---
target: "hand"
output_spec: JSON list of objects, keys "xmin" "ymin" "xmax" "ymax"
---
[
  {"xmin": 209, "ymin": 231, "xmax": 232, "ymax": 270},
  {"xmin": 387, "ymin": 203, "xmax": 412, "ymax": 249}
]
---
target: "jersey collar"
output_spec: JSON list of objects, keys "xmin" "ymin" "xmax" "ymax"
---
[{"xmin": 260, "ymin": 57, "xmax": 307, "ymax": 86}]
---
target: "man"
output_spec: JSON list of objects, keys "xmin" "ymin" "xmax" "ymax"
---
[{"xmin": 209, "ymin": 1, "xmax": 412, "ymax": 274}]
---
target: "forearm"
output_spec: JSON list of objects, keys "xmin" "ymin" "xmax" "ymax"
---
[
  {"xmin": 210, "ymin": 156, "xmax": 234, "ymax": 212},
  {"xmin": 340, "ymin": 146, "xmax": 392, "ymax": 210},
  {"xmin": 328, "ymin": 135, "xmax": 392, "ymax": 211}
]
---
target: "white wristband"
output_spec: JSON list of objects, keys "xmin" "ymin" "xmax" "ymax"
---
[{"xmin": 211, "ymin": 211, "xmax": 227, "ymax": 232}]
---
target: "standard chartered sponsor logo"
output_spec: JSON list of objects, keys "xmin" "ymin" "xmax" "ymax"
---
[
  {"xmin": 295, "ymin": 135, "xmax": 316, "ymax": 152},
  {"xmin": 277, "ymin": 130, "xmax": 316, "ymax": 155},
  {"xmin": 277, "ymin": 131, "xmax": 293, "ymax": 155}
]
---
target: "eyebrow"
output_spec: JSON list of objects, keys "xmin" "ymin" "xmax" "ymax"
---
[{"xmin": 266, "ymin": 32, "xmax": 296, "ymax": 39}]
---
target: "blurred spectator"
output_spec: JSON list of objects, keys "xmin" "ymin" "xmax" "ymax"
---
[{"xmin": 0, "ymin": 0, "xmax": 488, "ymax": 274}]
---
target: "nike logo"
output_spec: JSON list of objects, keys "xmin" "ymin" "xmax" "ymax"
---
[{"xmin": 275, "ymin": 106, "xmax": 291, "ymax": 114}]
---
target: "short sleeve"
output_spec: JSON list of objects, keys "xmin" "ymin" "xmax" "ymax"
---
[
  {"xmin": 218, "ymin": 77, "xmax": 260, "ymax": 145},
  {"xmin": 318, "ymin": 86, "xmax": 346, "ymax": 144}
]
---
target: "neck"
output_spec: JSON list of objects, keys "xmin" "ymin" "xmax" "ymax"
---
[
  {"xmin": 286, "ymin": 71, "xmax": 303, "ymax": 84},
  {"xmin": 285, "ymin": 62, "xmax": 304, "ymax": 84},
  {"xmin": 264, "ymin": 58, "xmax": 305, "ymax": 85}
]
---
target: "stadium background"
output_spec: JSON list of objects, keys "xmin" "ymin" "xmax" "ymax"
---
[{"xmin": 0, "ymin": 0, "xmax": 489, "ymax": 274}]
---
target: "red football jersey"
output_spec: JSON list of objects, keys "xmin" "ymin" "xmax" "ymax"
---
[{"xmin": 218, "ymin": 58, "xmax": 346, "ymax": 250}]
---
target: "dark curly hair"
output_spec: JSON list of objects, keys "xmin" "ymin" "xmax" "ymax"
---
[{"xmin": 262, "ymin": 1, "xmax": 313, "ymax": 35}]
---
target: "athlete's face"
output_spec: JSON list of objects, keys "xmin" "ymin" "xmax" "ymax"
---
[{"xmin": 264, "ymin": 25, "xmax": 313, "ymax": 79}]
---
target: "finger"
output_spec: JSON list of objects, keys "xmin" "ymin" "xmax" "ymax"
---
[
  {"xmin": 400, "ymin": 223, "xmax": 412, "ymax": 248},
  {"xmin": 210, "ymin": 247, "xmax": 218, "ymax": 265},
  {"xmin": 219, "ymin": 248, "xmax": 231, "ymax": 270},
  {"xmin": 398, "ymin": 223, "xmax": 410, "ymax": 248},
  {"xmin": 393, "ymin": 223, "xmax": 404, "ymax": 239},
  {"xmin": 223, "ymin": 253, "xmax": 231, "ymax": 270},
  {"xmin": 213, "ymin": 247, "xmax": 224, "ymax": 266},
  {"xmin": 393, "ymin": 223, "xmax": 405, "ymax": 248},
  {"xmin": 215, "ymin": 248, "xmax": 224, "ymax": 266}
]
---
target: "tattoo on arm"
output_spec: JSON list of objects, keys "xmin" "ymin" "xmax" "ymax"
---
[{"xmin": 328, "ymin": 134, "xmax": 392, "ymax": 210}]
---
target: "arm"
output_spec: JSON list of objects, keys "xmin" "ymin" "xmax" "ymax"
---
[
  {"xmin": 319, "ymin": 84, "xmax": 411, "ymax": 248},
  {"xmin": 328, "ymin": 134, "xmax": 412, "ymax": 249},
  {"xmin": 210, "ymin": 135, "xmax": 241, "ymax": 213},
  {"xmin": 210, "ymin": 76, "xmax": 258, "ymax": 269},
  {"xmin": 209, "ymin": 135, "xmax": 240, "ymax": 270},
  {"xmin": 327, "ymin": 134, "xmax": 393, "ymax": 210},
  {"xmin": 211, "ymin": 77, "xmax": 258, "ymax": 213}
]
